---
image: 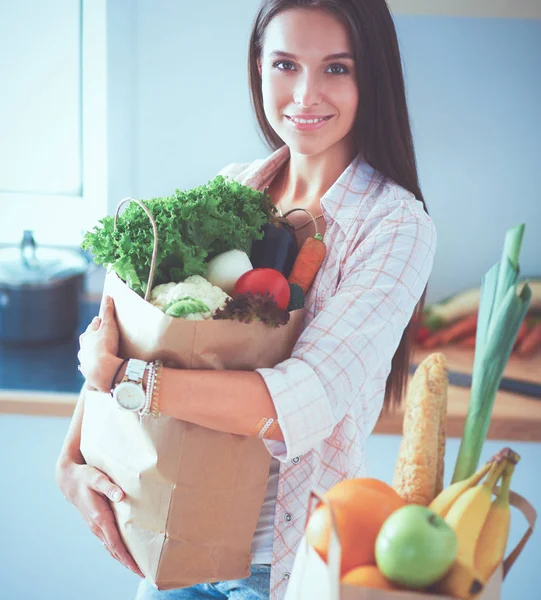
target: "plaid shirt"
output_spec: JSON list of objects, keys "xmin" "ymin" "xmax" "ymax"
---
[{"xmin": 218, "ymin": 146, "xmax": 437, "ymax": 600}]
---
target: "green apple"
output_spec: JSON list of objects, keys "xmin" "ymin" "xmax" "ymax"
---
[{"xmin": 375, "ymin": 504, "xmax": 457, "ymax": 589}]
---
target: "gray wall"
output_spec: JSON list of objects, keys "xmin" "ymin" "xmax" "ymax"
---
[{"xmin": 95, "ymin": 1, "xmax": 541, "ymax": 305}]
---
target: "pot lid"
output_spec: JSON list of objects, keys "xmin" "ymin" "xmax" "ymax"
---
[{"xmin": 0, "ymin": 230, "xmax": 88, "ymax": 287}]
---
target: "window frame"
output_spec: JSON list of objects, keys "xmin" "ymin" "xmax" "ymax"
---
[{"xmin": 0, "ymin": 0, "xmax": 108, "ymax": 248}]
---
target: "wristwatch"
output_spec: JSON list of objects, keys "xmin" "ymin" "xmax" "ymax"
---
[{"xmin": 112, "ymin": 358, "xmax": 148, "ymax": 412}]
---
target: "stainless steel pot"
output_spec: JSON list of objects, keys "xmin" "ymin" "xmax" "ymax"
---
[{"xmin": 0, "ymin": 231, "xmax": 91, "ymax": 345}]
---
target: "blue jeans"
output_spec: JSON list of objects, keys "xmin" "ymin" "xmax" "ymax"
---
[{"xmin": 135, "ymin": 565, "xmax": 271, "ymax": 600}]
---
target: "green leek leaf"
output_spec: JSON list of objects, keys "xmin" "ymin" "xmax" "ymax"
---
[{"xmin": 451, "ymin": 225, "xmax": 532, "ymax": 483}]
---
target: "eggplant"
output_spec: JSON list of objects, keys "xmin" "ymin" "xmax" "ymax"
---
[{"xmin": 250, "ymin": 217, "xmax": 299, "ymax": 278}]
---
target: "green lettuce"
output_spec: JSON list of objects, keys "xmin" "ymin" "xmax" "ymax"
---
[{"xmin": 81, "ymin": 176, "xmax": 268, "ymax": 297}]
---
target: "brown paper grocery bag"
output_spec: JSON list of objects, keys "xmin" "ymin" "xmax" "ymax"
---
[
  {"xmin": 284, "ymin": 489, "xmax": 536, "ymax": 600},
  {"xmin": 80, "ymin": 198, "xmax": 306, "ymax": 590}
]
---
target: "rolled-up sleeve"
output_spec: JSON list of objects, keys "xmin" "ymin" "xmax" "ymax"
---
[{"xmin": 256, "ymin": 205, "xmax": 437, "ymax": 462}]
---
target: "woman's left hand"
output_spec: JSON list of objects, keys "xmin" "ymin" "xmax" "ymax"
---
[{"xmin": 78, "ymin": 295, "xmax": 121, "ymax": 392}]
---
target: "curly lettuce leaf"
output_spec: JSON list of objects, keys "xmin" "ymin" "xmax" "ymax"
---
[{"xmin": 81, "ymin": 176, "xmax": 267, "ymax": 297}]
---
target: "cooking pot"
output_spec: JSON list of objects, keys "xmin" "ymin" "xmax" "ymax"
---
[{"xmin": 0, "ymin": 230, "xmax": 91, "ymax": 345}]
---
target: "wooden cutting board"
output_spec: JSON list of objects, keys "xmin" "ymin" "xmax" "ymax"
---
[
  {"xmin": 374, "ymin": 344, "xmax": 541, "ymax": 442},
  {"xmin": 413, "ymin": 344, "xmax": 541, "ymax": 385}
]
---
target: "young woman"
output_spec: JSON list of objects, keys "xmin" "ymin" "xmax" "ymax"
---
[{"xmin": 56, "ymin": 1, "xmax": 437, "ymax": 599}]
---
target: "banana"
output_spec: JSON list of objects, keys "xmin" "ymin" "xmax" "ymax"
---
[
  {"xmin": 444, "ymin": 453, "xmax": 514, "ymax": 565},
  {"xmin": 429, "ymin": 459, "xmax": 493, "ymax": 518},
  {"xmin": 431, "ymin": 558, "xmax": 484, "ymax": 599},
  {"xmin": 475, "ymin": 460, "xmax": 517, "ymax": 582}
]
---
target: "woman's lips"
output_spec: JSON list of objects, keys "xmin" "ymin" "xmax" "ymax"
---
[{"xmin": 285, "ymin": 115, "xmax": 333, "ymax": 131}]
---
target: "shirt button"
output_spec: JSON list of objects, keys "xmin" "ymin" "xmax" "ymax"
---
[
  {"xmin": 292, "ymin": 456, "xmax": 300, "ymax": 464},
  {"xmin": 284, "ymin": 572, "xmax": 291, "ymax": 580},
  {"xmin": 285, "ymin": 513, "xmax": 293, "ymax": 522}
]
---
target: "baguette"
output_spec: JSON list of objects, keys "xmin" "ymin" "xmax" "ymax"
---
[{"xmin": 392, "ymin": 352, "xmax": 449, "ymax": 505}]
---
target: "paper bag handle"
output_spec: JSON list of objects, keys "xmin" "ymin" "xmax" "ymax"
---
[
  {"xmin": 502, "ymin": 489, "xmax": 537, "ymax": 578},
  {"xmin": 114, "ymin": 197, "xmax": 159, "ymax": 301}
]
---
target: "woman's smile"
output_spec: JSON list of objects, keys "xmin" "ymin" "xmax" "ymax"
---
[{"xmin": 285, "ymin": 114, "xmax": 334, "ymax": 131}]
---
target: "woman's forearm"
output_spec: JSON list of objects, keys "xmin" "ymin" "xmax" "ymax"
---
[
  {"xmin": 159, "ymin": 367, "xmax": 284, "ymax": 441},
  {"xmin": 95, "ymin": 356, "xmax": 284, "ymax": 441}
]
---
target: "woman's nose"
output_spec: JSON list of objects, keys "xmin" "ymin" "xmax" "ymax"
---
[{"xmin": 293, "ymin": 72, "xmax": 322, "ymax": 107}]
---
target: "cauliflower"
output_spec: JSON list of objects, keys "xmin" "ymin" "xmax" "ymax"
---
[{"xmin": 149, "ymin": 275, "xmax": 231, "ymax": 320}]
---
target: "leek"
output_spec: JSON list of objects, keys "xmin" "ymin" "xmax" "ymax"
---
[{"xmin": 451, "ymin": 224, "xmax": 532, "ymax": 483}]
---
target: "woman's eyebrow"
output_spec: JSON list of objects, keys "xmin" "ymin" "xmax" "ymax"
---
[{"xmin": 269, "ymin": 50, "xmax": 354, "ymax": 61}]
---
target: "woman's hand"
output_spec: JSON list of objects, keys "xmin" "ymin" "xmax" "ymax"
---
[
  {"xmin": 78, "ymin": 296, "xmax": 121, "ymax": 392},
  {"xmin": 56, "ymin": 457, "xmax": 144, "ymax": 578}
]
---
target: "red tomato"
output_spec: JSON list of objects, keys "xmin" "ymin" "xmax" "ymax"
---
[{"xmin": 233, "ymin": 268, "xmax": 291, "ymax": 310}]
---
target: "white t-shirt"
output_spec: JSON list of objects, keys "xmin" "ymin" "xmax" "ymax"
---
[{"xmin": 250, "ymin": 457, "xmax": 280, "ymax": 564}]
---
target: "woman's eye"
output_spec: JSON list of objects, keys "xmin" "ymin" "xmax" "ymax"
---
[
  {"xmin": 273, "ymin": 60, "xmax": 296, "ymax": 72},
  {"xmin": 326, "ymin": 64, "xmax": 349, "ymax": 75}
]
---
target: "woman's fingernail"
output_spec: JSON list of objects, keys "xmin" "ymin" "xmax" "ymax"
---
[{"xmin": 112, "ymin": 490, "xmax": 122, "ymax": 502}]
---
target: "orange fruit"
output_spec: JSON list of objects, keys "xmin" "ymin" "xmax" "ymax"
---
[
  {"xmin": 342, "ymin": 565, "xmax": 396, "ymax": 590},
  {"xmin": 352, "ymin": 478, "xmax": 404, "ymax": 502},
  {"xmin": 305, "ymin": 478, "xmax": 405, "ymax": 576}
]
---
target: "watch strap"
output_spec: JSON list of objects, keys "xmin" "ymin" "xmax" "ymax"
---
[{"xmin": 124, "ymin": 358, "xmax": 148, "ymax": 383}]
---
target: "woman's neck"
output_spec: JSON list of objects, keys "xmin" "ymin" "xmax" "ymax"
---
[{"xmin": 279, "ymin": 137, "xmax": 357, "ymax": 214}]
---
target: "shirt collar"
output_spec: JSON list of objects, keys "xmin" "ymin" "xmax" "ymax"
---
[{"xmin": 243, "ymin": 145, "xmax": 380, "ymax": 233}]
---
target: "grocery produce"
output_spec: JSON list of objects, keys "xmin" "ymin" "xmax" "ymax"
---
[
  {"xmin": 213, "ymin": 292, "xmax": 290, "ymax": 327},
  {"xmin": 249, "ymin": 211, "xmax": 299, "ymax": 277},
  {"xmin": 375, "ymin": 504, "xmax": 458, "ymax": 589},
  {"xmin": 445, "ymin": 450, "xmax": 518, "ymax": 566},
  {"xmin": 516, "ymin": 319, "xmax": 541, "ymax": 356},
  {"xmin": 474, "ymin": 459, "xmax": 516, "ymax": 582},
  {"xmin": 149, "ymin": 275, "xmax": 230, "ymax": 319},
  {"xmin": 431, "ymin": 557, "xmax": 484, "ymax": 599},
  {"xmin": 422, "ymin": 313, "xmax": 478, "ymax": 349},
  {"xmin": 452, "ymin": 225, "xmax": 532, "ymax": 483},
  {"xmin": 419, "ymin": 278, "xmax": 541, "ymax": 332},
  {"xmin": 82, "ymin": 176, "xmax": 269, "ymax": 297},
  {"xmin": 392, "ymin": 352, "xmax": 448, "ymax": 505},
  {"xmin": 205, "ymin": 249, "xmax": 253, "ymax": 295},
  {"xmin": 233, "ymin": 268, "xmax": 291, "ymax": 310},
  {"xmin": 305, "ymin": 478, "xmax": 405, "ymax": 576},
  {"xmin": 341, "ymin": 565, "xmax": 396, "ymax": 590},
  {"xmin": 287, "ymin": 231, "xmax": 327, "ymax": 294},
  {"xmin": 286, "ymin": 283, "xmax": 305, "ymax": 311},
  {"xmin": 429, "ymin": 459, "xmax": 494, "ymax": 519}
]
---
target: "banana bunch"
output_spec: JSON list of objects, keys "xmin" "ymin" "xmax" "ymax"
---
[{"xmin": 428, "ymin": 447, "xmax": 520, "ymax": 599}]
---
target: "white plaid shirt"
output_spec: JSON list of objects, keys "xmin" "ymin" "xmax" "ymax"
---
[{"xmin": 218, "ymin": 145, "xmax": 437, "ymax": 599}]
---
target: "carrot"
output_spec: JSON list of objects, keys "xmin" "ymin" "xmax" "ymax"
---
[
  {"xmin": 458, "ymin": 334, "xmax": 477, "ymax": 348},
  {"xmin": 516, "ymin": 321, "xmax": 541, "ymax": 357},
  {"xmin": 513, "ymin": 320, "xmax": 530, "ymax": 351},
  {"xmin": 416, "ymin": 326, "xmax": 432, "ymax": 344},
  {"xmin": 423, "ymin": 313, "xmax": 478, "ymax": 348},
  {"xmin": 288, "ymin": 233, "xmax": 326, "ymax": 293}
]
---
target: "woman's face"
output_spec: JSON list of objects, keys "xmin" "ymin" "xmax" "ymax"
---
[{"xmin": 259, "ymin": 8, "xmax": 358, "ymax": 158}]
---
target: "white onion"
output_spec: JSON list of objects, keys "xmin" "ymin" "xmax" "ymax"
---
[{"xmin": 206, "ymin": 249, "xmax": 253, "ymax": 295}]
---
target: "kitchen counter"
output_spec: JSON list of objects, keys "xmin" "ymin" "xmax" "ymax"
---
[
  {"xmin": 374, "ymin": 345, "xmax": 541, "ymax": 442},
  {"xmin": 1, "ymin": 299, "xmax": 540, "ymax": 440}
]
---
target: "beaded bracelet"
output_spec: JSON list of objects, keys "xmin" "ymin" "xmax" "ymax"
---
[
  {"xmin": 138, "ymin": 360, "xmax": 162, "ymax": 419},
  {"xmin": 138, "ymin": 362, "xmax": 156, "ymax": 419},
  {"xmin": 150, "ymin": 361, "xmax": 163, "ymax": 419}
]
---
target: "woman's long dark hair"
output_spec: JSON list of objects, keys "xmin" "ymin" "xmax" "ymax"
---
[{"xmin": 248, "ymin": 0, "xmax": 428, "ymax": 412}]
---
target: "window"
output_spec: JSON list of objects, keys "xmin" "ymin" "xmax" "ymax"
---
[{"xmin": 0, "ymin": 0, "xmax": 107, "ymax": 247}]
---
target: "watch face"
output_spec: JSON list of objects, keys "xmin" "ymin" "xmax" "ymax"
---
[{"xmin": 114, "ymin": 381, "xmax": 145, "ymax": 411}]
